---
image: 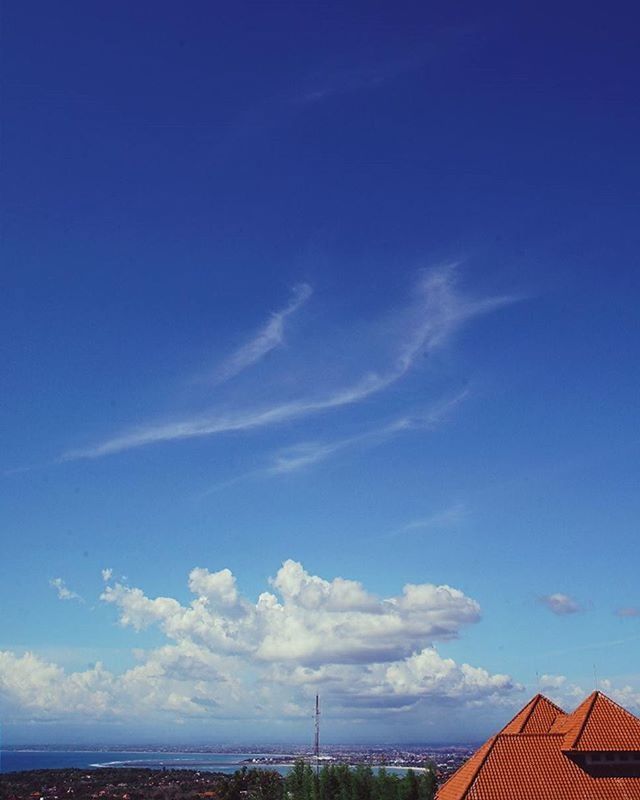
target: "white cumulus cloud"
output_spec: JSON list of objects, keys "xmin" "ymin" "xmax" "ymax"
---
[
  {"xmin": 0, "ymin": 561, "xmax": 520, "ymax": 729},
  {"xmin": 102, "ymin": 560, "xmax": 481, "ymax": 667}
]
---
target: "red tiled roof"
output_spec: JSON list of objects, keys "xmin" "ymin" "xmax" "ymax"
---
[
  {"xmin": 436, "ymin": 692, "xmax": 640, "ymax": 800},
  {"xmin": 562, "ymin": 691, "xmax": 640, "ymax": 751},
  {"xmin": 436, "ymin": 737, "xmax": 498, "ymax": 800},
  {"xmin": 499, "ymin": 693, "xmax": 565, "ymax": 735},
  {"xmin": 464, "ymin": 735, "xmax": 640, "ymax": 800},
  {"xmin": 551, "ymin": 691, "xmax": 598, "ymax": 743}
]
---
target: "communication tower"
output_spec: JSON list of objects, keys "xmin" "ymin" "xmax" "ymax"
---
[{"xmin": 314, "ymin": 694, "xmax": 320, "ymax": 776}]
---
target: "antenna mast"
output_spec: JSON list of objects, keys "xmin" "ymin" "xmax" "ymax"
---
[{"xmin": 314, "ymin": 694, "xmax": 320, "ymax": 777}]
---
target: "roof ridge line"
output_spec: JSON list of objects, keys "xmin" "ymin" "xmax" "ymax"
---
[
  {"xmin": 458, "ymin": 735, "xmax": 500, "ymax": 799},
  {"xmin": 498, "ymin": 696, "xmax": 538, "ymax": 734},
  {"xmin": 497, "ymin": 732, "xmax": 564, "ymax": 738},
  {"xmin": 519, "ymin": 694, "xmax": 542, "ymax": 732},
  {"xmin": 543, "ymin": 696, "xmax": 568, "ymax": 715},
  {"xmin": 596, "ymin": 690, "xmax": 640, "ymax": 722},
  {"xmin": 570, "ymin": 691, "xmax": 599, "ymax": 749},
  {"xmin": 499, "ymin": 693, "xmax": 564, "ymax": 735}
]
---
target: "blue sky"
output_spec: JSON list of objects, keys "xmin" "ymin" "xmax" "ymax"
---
[{"xmin": 2, "ymin": 1, "xmax": 640, "ymax": 744}]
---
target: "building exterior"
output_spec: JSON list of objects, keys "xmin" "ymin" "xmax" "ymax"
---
[{"xmin": 437, "ymin": 691, "xmax": 640, "ymax": 799}]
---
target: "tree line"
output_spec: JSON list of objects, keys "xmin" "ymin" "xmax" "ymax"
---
[{"xmin": 222, "ymin": 761, "xmax": 437, "ymax": 800}]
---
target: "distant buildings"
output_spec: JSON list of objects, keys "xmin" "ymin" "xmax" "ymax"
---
[{"xmin": 437, "ymin": 691, "xmax": 640, "ymax": 799}]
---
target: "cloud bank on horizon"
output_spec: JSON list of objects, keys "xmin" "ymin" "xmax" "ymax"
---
[
  {"xmin": 3, "ymin": 560, "xmax": 638, "ymax": 736},
  {"xmin": 0, "ymin": 560, "xmax": 519, "ymax": 729}
]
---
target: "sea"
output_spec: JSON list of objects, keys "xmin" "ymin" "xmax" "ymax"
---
[{"xmin": 0, "ymin": 751, "xmax": 292, "ymax": 775}]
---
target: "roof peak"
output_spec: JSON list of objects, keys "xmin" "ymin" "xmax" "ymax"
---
[
  {"xmin": 500, "ymin": 693, "xmax": 566, "ymax": 736},
  {"xmin": 561, "ymin": 689, "xmax": 640, "ymax": 751}
]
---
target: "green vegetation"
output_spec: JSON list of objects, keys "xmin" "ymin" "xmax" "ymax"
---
[
  {"xmin": 0, "ymin": 761, "xmax": 437, "ymax": 800},
  {"xmin": 0, "ymin": 767, "xmax": 228, "ymax": 800},
  {"xmin": 285, "ymin": 761, "xmax": 436, "ymax": 800},
  {"xmin": 221, "ymin": 766, "xmax": 284, "ymax": 800}
]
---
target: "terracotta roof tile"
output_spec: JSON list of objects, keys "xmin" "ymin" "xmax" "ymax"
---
[
  {"xmin": 436, "ymin": 737, "xmax": 498, "ymax": 800},
  {"xmin": 562, "ymin": 691, "xmax": 640, "ymax": 751},
  {"xmin": 500, "ymin": 693, "xmax": 565, "ymax": 735},
  {"xmin": 436, "ymin": 692, "xmax": 640, "ymax": 800},
  {"xmin": 549, "ymin": 711, "xmax": 572, "ymax": 734},
  {"xmin": 465, "ymin": 735, "xmax": 640, "ymax": 800},
  {"xmin": 556, "ymin": 691, "xmax": 598, "ymax": 748}
]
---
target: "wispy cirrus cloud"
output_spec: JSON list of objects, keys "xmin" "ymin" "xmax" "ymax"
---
[
  {"xmin": 267, "ymin": 417, "xmax": 418, "ymax": 476},
  {"xmin": 202, "ymin": 391, "xmax": 470, "ymax": 493},
  {"xmin": 213, "ymin": 283, "xmax": 312, "ymax": 384},
  {"xmin": 541, "ymin": 634, "xmax": 640, "ymax": 658},
  {"xmin": 392, "ymin": 503, "xmax": 468, "ymax": 537},
  {"xmin": 293, "ymin": 28, "xmax": 476, "ymax": 106},
  {"xmin": 297, "ymin": 55, "xmax": 424, "ymax": 104},
  {"xmin": 60, "ymin": 267, "xmax": 518, "ymax": 462},
  {"xmin": 268, "ymin": 390, "xmax": 469, "ymax": 475}
]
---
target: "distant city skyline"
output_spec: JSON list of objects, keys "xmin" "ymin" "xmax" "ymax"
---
[{"xmin": 2, "ymin": 2, "xmax": 640, "ymax": 744}]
